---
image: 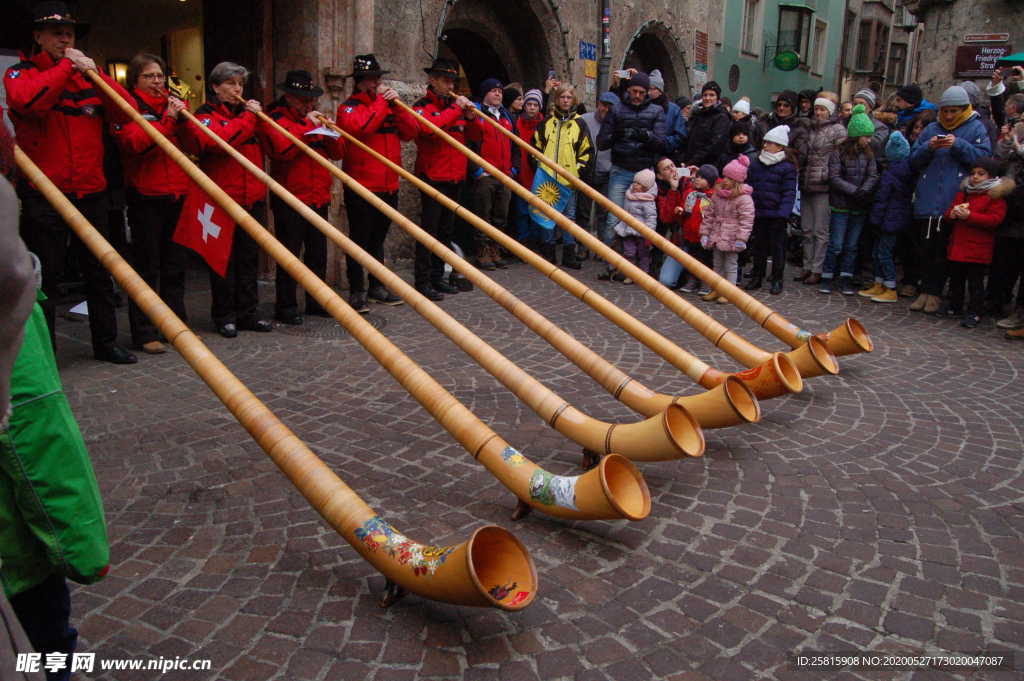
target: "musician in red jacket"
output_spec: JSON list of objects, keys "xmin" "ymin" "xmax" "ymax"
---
[
  {"xmin": 264, "ymin": 70, "xmax": 344, "ymax": 325},
  {"xmin": 111, "ymin": 53, "xmax": 190, "ymax": 354},
  {"xmin": 337, "ymin": 54, "xmax": 418, "ymax": 311},
  {"xmin": 4, "ymin": 2, "xmax": 136, "ymax": 364},
  {"xmin": 411, "ymin": 58, "xmax": 475, "ymax": 300},
  {"xmin": 179, "ymin": 61, "xmax": 273, "ymax": 338}
]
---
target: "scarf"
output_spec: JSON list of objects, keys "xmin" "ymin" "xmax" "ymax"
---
[
  {"xmin": 626, "ymin": 187, "xmax": 656, "ymax": 202},
  {"xmin": 684, "ymin": 189, "xmax": 708, "ymax": 214},
  {"xmin": 964, "ymin": 177, "xmax": 999, "ymax": 194},
  {"xmin": 133, "ymin": 88, "xmax": 168, "ymax": 116},
  {"xmin": 940, "ymin": 105, "xmax": 975, "ymax": 132},
  {"xmin": 759, "ymin": 149, "xmax": 786, "ymax": 166}
]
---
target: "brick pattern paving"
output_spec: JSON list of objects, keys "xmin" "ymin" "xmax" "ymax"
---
[{"xmin": 50, "ymin": 259, "xmax": 1023, "ymax": 681}]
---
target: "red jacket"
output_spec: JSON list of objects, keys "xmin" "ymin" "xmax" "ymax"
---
[
  {"xmin": 944, "ymin": 179, "xmax": 1011, "ymax": 264},
  {"xmin": 112, "ymin": 88, "xmax": 189, "ymax": 199},
  {"xmin": 515, "ymin": 113, "xmax": 544, "ymax": 189},
  {"xmin": 336, "ymin": 90, "xmax": 417, "ymax": 193},
  {"xmin": 412, "ymin": 87, "xmax": 469, "ymax": 183},
  {"xmin": 264, "ymin": 99, "xmax": 344, "ymax": 206},
  {"xmin": 180, "ymin": 100, "xmax": 267, "ymax": 208},
  {"xmin": 465, "ymin": 104, "xmax": 514, "ymax": 178},
  {"xmin": 4, "ymin": 51, "xmax": 132, "ymax": 196}
]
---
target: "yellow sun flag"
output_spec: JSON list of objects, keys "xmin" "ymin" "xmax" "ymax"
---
[{"xmin": 537, "ymin": 181, "xmax": 561, "ymax": 206}]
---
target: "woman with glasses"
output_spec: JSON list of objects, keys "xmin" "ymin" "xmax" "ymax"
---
[{"xmin": 111, "ymin": 53, "xmax": 191, "ymax": 354}]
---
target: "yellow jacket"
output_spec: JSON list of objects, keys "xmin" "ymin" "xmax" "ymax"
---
[{"xmin": 532, "ymin": 111, "xmax": 593, "ymax": 186}]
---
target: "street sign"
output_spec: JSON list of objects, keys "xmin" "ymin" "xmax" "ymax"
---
[
  {"xmin": 773, "ymin": 50, "xmax": 801, "ymax": 71},
  {"xmin": 694, "ymin": 30, "xmax": 709, "ymax": 71},
  {"xmin": 579, "ymin": 41, "xmax": 597, "ymax": 61},
  {"xmin": 964, "ymin": 33, "xmax": 1010, "ymax": 44},
  {"xmin": 955, "ymin": 44, "xmax": 1013, "ymax": 77}
]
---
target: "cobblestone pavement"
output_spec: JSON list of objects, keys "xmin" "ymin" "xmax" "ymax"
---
[{"xmin": 50, "ymin": 256, "xmax": 1023, "ymax": 681}]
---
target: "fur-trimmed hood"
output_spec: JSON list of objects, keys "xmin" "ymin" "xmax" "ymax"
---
[{"xmin": 959, "ymin": 176, "xmax": 1016, "ymax": 199}]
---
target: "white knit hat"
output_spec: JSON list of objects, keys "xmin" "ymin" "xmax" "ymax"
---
[
  {"xmin": 763, "ymin": 124, "xmax": 790, "ymax": 146},
  {"xmin": 733, "ymin": 99, "xmax": 750, "ymax": 115}
]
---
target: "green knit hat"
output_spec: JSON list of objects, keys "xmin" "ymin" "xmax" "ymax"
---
[{"xmin": 846, "ymin": 104, "xmax": 874, "ymax": 138}]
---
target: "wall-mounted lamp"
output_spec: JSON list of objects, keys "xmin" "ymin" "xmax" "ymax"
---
[{"xmin": 107, "ymin": 61, "xmax": 128, "ymax": 85}]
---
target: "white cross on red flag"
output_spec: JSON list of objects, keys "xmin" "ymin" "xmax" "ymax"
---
[{"xmin": 172, "ymin": 182, "xmax": 235, "ymax": 277}]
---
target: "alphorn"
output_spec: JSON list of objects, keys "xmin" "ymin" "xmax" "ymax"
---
[
  {"xmin": 14, "ymin": 144, "xmax": 538, "ymax": 611},
  {"xmin": 190, "ymin": 95, "xmax": 704, "ymax": 463},
  {"xmin": 395, "ymin": 100, "xmax": 839, "ymax": 380},
  {"xmin": 85, "ymin": 71, "xmax": 653, "ymax": 522},
  {"xmin": 301, "ymin": 113, "xmax": 767, "ymax": 425},
  {"xmin": 470, "ymin": 107, "xmax": 873, "ymax": 358}
]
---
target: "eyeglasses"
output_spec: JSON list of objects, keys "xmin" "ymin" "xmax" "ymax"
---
[{"xmin": 140, "ymin": 73, "xmax": 166, "ymax": 81}]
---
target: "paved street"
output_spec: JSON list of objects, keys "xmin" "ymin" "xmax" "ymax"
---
[{"xmin": 51, "ymin": 256, "xmax": 1023, "ymax": 681}]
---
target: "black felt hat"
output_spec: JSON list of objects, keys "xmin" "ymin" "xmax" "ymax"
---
[
  {"xmin": 423, "ymin": 57, "xmax": 459, "ymax": 78},
  {"xmin": 346, "ymin": 54, "xmax": 389, "ymax": 80},
  {"xmin": 31, "ymin": 1, "xmax": 89, "ymax": 37},
  {"xmin": 277, "ymin": 70, "xmax": 324, "ymax": 98}
]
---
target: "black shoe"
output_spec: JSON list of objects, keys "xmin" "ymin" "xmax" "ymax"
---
[
  {"xmin": 744, "ymin": 277, "xmax": 763, "ymax": 291},
  {"xmin": 349, "ymin": 293, "xmax": 370, "ymax": 314},
  {"xmin": 562, "ymin": 257, "xmax": 582, "ymax": 270},
  {"xmin": 839, "ymin": 278, "xmax": 857, "ymax": 296},
  {"xmin": 275, "ymin": 312, "xmax": 304, "ymax": 325},
  {"xmin": 540, "ymin": 244, "xmax": 557, "ymax": 264},
  {"xmin": 217, "ymin": 323, "xmax": 238, "ymax": 338},
  {"xmin": 431, "ymin": 280, "xmax": 459, "ymax": 295},
  {"xmin": 367, "ymin": 286, "xmax": 404, "ymax": 306},
  {"xmin": 611, "ymin": 271, "xmax": 626, "ymax": 282},
  {"xmin": 416, "ymin": 285, "xmax": 444, "ymax": 301},
  {"xmin": 238, "ymin": 319, "xmax": 273, "ymax": 332},
  {"xmin": 306, "ymin": 306, "xmax": 331, "ymax": 318},
  {"xmin": 597, "ymin": 271, "xmax": 612, "ymax": 281},
  {"xmin": 770, "ymin": 279, "xmax": 783, "ymax": 295},
  {"xmin": 960, "ymin": 314, "xmax": 980, "ymax": 328},
  {"xmin": 94, "ymin": 344, "xmax": 138, "ymax": 364}
]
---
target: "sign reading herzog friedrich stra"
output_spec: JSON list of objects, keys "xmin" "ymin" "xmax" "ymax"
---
[{"xmin": 954, "ymin": 44, "xmax": 1013, "ymax": 77}]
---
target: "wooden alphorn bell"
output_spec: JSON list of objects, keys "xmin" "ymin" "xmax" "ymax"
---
[
  {"xmin": 84, "ymin": 70, "xmax": 653, "ymax": 521},
  {"xmin": 395, "ymin": 100, "xmax": 841, "ymax": 380},
  {"xmin": 302, "ymin": 113, "xmax": 768, "ymax": 426},
  {"xmin": 14, "ymin": 143, "xmax": 538, "ymax": 611},
  {"xmin": 469, "ymin": 104, "xmax": 874, "ymax": 358}
]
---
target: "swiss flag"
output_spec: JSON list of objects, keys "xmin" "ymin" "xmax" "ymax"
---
[{"xmin": 173, "ymin": 182, "xmax": 236, "ymax": 277}]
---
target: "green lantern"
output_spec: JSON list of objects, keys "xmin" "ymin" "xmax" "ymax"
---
[{"xmin": 774, "ymin": 50, "xmax": 801, "ymax": 71}]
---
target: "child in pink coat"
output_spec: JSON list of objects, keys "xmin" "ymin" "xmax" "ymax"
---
[{"xmin": 699, "ymin": 154, "xmax": 755, "ymax": 302}]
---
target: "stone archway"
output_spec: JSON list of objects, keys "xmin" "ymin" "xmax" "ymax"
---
[
  {"xmin": 623, "ymin": 21, "xmax": 689, "ymax": 99},
  {"xmin": 436, "ymin": 0, "xmax": 572, "ymax": 96}
]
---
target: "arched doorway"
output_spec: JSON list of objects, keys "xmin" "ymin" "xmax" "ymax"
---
[
  {"xmin": 437, "ymin": 0, "xmax": 570, "ymax": 97},
  {"xmin": 623, "ymin": 21, "xmax": 689, "ymax": 99}
]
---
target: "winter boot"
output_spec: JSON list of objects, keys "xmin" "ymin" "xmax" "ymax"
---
[
  {"xmin": 561, "ymin": 245, "xmax": 582, "ymax": 270},
  {"xmin": 1005, "ymin": 327, "xmax": 1024, "ymax": 340},
  {"xmin": 859, "ymin": 282, "xmax": 885, "ymax": 298},
  {"xmin": 923, "ymin": 294, "xmax": 942, "ymax": 314},
  {"xmin": 908, "ymin": 293, "xmax": 928, "ymax": 311},
  {"xmin": 870, "ymin": 287, "xmax": 898, "ymax": 303},
  {"xmin": 996, "ymin": 309, "xmax": 1024, "ymax": 329}
]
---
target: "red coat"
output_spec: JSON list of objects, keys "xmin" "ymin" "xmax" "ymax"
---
[
  {"xmin": 4, "ymin": 51, "xmax": 132, "ymax": 196},
  {"xmin": 180, "ymin": 100, "xmax": 268, "ymax": 208},
  {"xmin": 112, "ymin": 89, "xmax": 189, "ymax": 198},
  {"xmin": 465, "ymin": 105, "xmax": 514, "ymax": 177},
  {"xmin": 264, "ymin": 99, "xmax": 344, "ymax": 206},
  {"xmin": 515, "ymin": 113, "xmax": 544, "ymax": 189},
  {"xmin": 412, "ymin": 87, "xmax": 469, "ymax": 183},
  {"xmin": 944, "ymin": 179, "xmax": 1012, "ymax": 264},
  {"xmin": 336, "ymin": 90, "xmax": 417, "ymax": 193}
]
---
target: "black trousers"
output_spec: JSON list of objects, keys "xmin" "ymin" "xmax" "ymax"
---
[
  {"xmin": 272, "ymin": 196, "xmax": 327, "ymax": 315},
  {"xmin": 986, "ymin": 236, "xmax": 1024, "ymax": 310},
  {"xmin": 907, "ymin": 217, "xmax": 950, "ymax": 296},
  {"xmin": 344, "ymin": 187, "xmax": 396, "ymax": 294},
  {"xmin": 947, "ymin": 261, "xmax": 986, "ymax": 316},
  {"xmin": 416, "ymin": 179, "xmax": 460, "ymax": 288},
  {"xmin": 18, "ymin": 189, "xmax": 118, "ymax": 351},
  {"xmin": 126, "ymin": 193, "xmax": 188, "ymax": 345},
  {"xmin": 750, "ymin": 216, "xmax": 788, "ymax": 281},
  {"xmin": 209, "ymin": 201, "xmax": 263, "ymax": 327},
  {"xmin": 10, "ymin": 574, "xmax": 75, "ymax": 681}
]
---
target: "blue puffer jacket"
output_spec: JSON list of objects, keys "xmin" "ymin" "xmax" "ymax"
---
[
  {"xmin": 909, "ymin": 113, "xmax": 992, "ymax": 218},
  {"xmin": 869, "ymin": 159, "xmax": 915, "ymax": 233},
  {"xmin": 747, "ymin": 157, "xmax": 797, "ymax": 219},
  {"xmin": 597, "ymin": 98, "xmax": 667, "ymax": 171},
  {"xmin": 896, "ymin": 99, "xmax": 937, "ymax": 131}
]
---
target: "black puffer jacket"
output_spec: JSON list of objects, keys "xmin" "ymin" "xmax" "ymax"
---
[
  {"xmin": 597, "ymin": 97, "xmax": 667, "ymax": 171},
  {"xmin": 828, "ymin": 146, "xmax": 879, "ymax": 212},
  {"xmin": 755, "ymin": 112, "xmax": 810, "ymax": 167},
  {"xmin": 999, "ymin": 163, "xmax": 1024, "ymax": 239},
  {"xmin": 684, "ymin": 102, "xmax": 732, "ymax": 169}
]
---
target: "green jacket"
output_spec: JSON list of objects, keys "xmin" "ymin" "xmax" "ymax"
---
[{"xmin": 0, "ymin": 301, "xmax": 109, "ymax": 597}]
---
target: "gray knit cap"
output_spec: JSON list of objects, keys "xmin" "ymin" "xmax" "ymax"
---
[
  {"xmin": 958, "ymin": 81, "xmax": 982, "ymax": 107},
  {"xmin": 649, "ymin": 69, "xmax": 665, "ymax": 92},
  {"xmin": 853, "ymin": 88, "xmax": 877, "ymax": 109},
  {"xmin": 938, "ymin": 85, "xmax": 970, "ymax": 108}
]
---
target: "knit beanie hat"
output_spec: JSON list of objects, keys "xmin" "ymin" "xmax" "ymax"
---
[
  {"xmin": 697, "ymin": 164, "xmax": 719, "ymax": 184},
  {"xmin": 723, "ymin": 153, "xmax": 750, "ymax": 182},
  {"xmin": 958, "ymin": 81, "xmax": 982, "ymax": 108},
  {"xmin": 523, "ymin": 88, "xmax": 544, "ymax": 108},
  {"xmin": 675, "ymin": 95, "xmax": 692, "ymax": 109},
  {"xmin": 853, "ymin": 88, "xmax": 877, "ymax": 108},
  {"xmin": 896, "ymin": 84, "xmax": 923, "ymax": 107},
  {"xmin": 701, "ymin": 81, "xmax": 722, "ymax": 97},
  {"xmin": 633, "ymin": 168, "xmax": 656, "ymax": 192},
  {"xmin": 732, "ymin": 98, "xmax": 750, "ymax": 115},
  {"xmin": 629, "ymin": 71, "xmax": 650, "ymax": 90},
  {"xmin": 502, "ymin": 86, "xmax": 522, "ymax": 109},
  {"xmin": 813, "ymin": 97, "xmax": 836, "ymax": 116},
  {"xmin": 939, "ymin": 86, "xmax": 970, "ymax": 108},
  {"xmin": 775, "ymin": 90, "xmax": 799, "ymax": 110},
  {"xmin": 971, "ymin": 156, "xmax": 1004, "ymax": 177},
  {"xmin": 649, "ymin": 69, "xmax": 665, "ymax": 91},
  {"xmin": 846, "ymin": 104, "xmax": 874, "ymax": 137},
  {"xmin": 763, "ymin": 124, "xmax": 790, "ymax": 146},
  {"xmin": 730, "ymin": 119, "xmax": 751, "ymax": 138},
  {"xmin": 884, "ymin": 131, "xmax": 910, "ymax": 162},
  {"xmin": 799, "ymin": 89, "xmax": 818, "ymax": 103},
  {"xmin": 478, "ymin": 77, "xmax": 504, "ymax": 99}
]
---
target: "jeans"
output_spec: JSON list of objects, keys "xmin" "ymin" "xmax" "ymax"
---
[
  {"xmin": 872, "ymin": 231, "xmax": 899, "ymax": 289},
  {"xmin": 512, "ymin": 195, "xmax": 537, "ymax": 243},
  {"xmin": 541, "ymin": 190, "xmax": 577, "ymax": 246},
  {"xmin": 604, "ymin": 165, "xmax": 635, "ymax": 239},
  {"xmin": 822, "ymin": 211, "xmax": 866, "ymax": 279},
  {"xmin": 659, "ymin": 239, "xmax": 710, "ymax": 287}
]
